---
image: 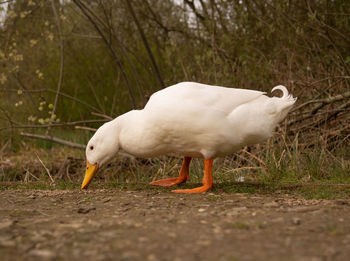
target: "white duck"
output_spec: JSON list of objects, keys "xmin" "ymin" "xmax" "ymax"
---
[{"xmin": 82, "ymin": 82, "xmax": 296, "ymax": 193}]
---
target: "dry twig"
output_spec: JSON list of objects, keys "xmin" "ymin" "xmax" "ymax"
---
[
  {"xmin": 288, "ymin": 90, "xmax": 350, "ymax": 127},
  {"xmin": 75, "ymin": 126, "xmax": 97, "ymax": 132},
  {"xmin": 35, "ymin": 152, "xmax": 55, "ymax": 184},
  {"xmin": 91, "ymin": 112, "xmax": 113, "ymax": 120}
]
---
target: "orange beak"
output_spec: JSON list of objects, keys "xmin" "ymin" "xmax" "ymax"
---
[{"xmin": 81, "ymin": 161, "xmax": 99, "ymax": 189}]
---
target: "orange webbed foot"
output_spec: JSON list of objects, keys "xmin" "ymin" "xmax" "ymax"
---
[
  {"xmin": 172, "ymin": 158, "xmax": 214, "ymax": 194},
  {"xmin": 150, "ymin": 157, "xmax": 191, "ymax": 187},
  {"xmin": 150, "ymin": 177, "xmax": 188, "ymax": 187},
  {"xmin": 172, "ymin": 185, "xmax": 212, "ymax": 194}
]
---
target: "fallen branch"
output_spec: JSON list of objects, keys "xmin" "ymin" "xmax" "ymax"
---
[
  {"xmin": 291, "ymin": 90, "xmax": 350, "ymax": 113},
  {"xmin": 20, "ymin": 132, "xmax": 134, "ymax": 160},
  {"xmin": 21, "ymin": 132, "xmax": 86, "ymax": 149},
  {"xmin": 288, "ymin": 90, "xmax": 350, "ymax": 126},
  {"xmin": 0, "ymin": 119, "xmax": 108, "ymax": 131}
]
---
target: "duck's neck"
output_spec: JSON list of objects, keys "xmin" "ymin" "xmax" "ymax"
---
[{"xmin": 117, "ymin": 110, "xmax": 151, "ymax": 157}]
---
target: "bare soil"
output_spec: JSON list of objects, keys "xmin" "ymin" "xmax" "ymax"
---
[{"xmin": 1, "ymin": 189, "xmax": 350, "ymax": 261}]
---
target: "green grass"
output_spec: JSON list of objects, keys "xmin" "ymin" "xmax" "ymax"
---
[
  {"xmin": 297, "ymin": 186, "xmax": 350, "ymax": 199},
  {"xmin": 1, "ymin": 135, "xmax": 350, "ymax": 200},
  {"xmin": 1, "ymin": 180, "xmax": 350, "ymax": 199}
]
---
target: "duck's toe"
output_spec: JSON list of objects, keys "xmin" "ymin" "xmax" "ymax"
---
[{"xmin": 150, "ymin": 177, "xmax": 188, "ymax": 187}]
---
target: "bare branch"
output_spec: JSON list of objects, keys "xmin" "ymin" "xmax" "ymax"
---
[
  {"xmin": 72, "ymin": 0, "xmax": 136, "ymax": 108},
  {"xmin": 0, "ymin": 88, "xmax": 102, "ymax": 113},
  {"xmin": 91, "ymin": 112, "xmax": 113, "ymax": 120},
  {"xmin": 21, "ymin": 132, "xmax": 86, "ymax": 150},
  {"xmin": 124, "ymin": 0, "xmax": 165, "ymax": 89},
  {"xmin": 75, "ymin": 126, "xmax": 97, "ymax": 132},
  {"xmin": 288, "ymin": 90, "xmax": 350, "ymax": 126},
  {"xmin": 20, "ymin": 132, "xmax": 135, "ymax": 160},
  {"xmin": 0, "ymin": 119, "xmax": 108, "ymax": 131},
  {"xmin": 47, "ymin": 0, "xmax": 65, "ymax": 135}
]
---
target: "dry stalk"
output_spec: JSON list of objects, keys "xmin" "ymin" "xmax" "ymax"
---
[
  {"xmin": 223, "ymin": 166, "xmax": 265, "ymax": 173},
  {"xmin": 35, "ymin": 152, "xmax": 55, "ymax": 184},
  {"xmin": 66, "ymin": 164, "xmax": 72, "ymax": 182},
  {"xmin": 241, "ymin": 148, "xmax": 266, "ymax": 166},
  {"xmin": 0, "ymin": 140, "xmax": 9, "ymax": 155}
]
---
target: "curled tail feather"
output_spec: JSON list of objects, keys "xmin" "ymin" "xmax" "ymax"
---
[{"xmin": 271, "ymin": 85, "xmax": 297, "ymax": 102}]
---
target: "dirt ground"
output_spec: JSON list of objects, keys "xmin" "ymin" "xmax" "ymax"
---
[{"xmin": 0, "ymin": 189, "xmax": 350, "ymax": 261}]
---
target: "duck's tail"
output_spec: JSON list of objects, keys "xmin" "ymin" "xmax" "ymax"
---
[{"xmin": 271, "ymin": 85, "xmax": 297, "ymax": 102}]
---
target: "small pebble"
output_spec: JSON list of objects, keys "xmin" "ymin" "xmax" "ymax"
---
[
  {"xmin": 292, "ymin": 217, "xmax": 301, "ymax": 225},
  {"xmin": 29, "ymin": 249, "xmax": 55, "ymax": 259},
  {"xmin": 264, "ymin": 201, "xmax": 279, "ymax": 208},
  {"xmin": 103, "ymin": 198, "xmax": 112, "ymax": 203},
  {"xmin": 77, "ymin": 207, "xmax": 96, "ymax": 214},
  {"xmin": 0, "ymin": 220, "xmax": 14, "ymax": 230}
]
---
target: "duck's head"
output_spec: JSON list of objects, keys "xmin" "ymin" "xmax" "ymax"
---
[{"xmin": 81, "ymin": 121, "xmax": 119, "ymax": 189}]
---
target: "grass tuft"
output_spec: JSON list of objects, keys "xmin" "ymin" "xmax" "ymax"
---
[{"xmin": 0, "ymin": 136, "xmax": 350, "ymax": 199}]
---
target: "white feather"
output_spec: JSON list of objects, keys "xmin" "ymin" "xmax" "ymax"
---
[{"xmin": 271, "ymin": 85, "xmax": 289, "ymax": 98}]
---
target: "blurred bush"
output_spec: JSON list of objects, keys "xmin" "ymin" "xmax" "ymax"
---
[{"xmin": 0, "ymin": 0, "xmax": 349, "ymax": 151}]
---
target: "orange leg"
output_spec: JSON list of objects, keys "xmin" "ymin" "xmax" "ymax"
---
[
  {"xmin": 172, "ymin": 158, "xmax": 214, "ymax": 194},
  {"xmin": 150, "ymin": 157, "xmax": 192, "ymax": 187}
]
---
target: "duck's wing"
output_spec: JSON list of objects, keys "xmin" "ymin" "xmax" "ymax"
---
[{"xmin": 145, "ymin": 82, "xmax": 265, "ymax": 114}]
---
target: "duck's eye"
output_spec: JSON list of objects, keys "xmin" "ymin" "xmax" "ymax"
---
[{"xmin": 90, "ymin": 145, "xmax": 94, "ymax": 150}]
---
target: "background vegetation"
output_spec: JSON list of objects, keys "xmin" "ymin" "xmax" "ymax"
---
[{"xmin": 0, "ymin": 0, "xmax": 349, "ymax": 189}]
